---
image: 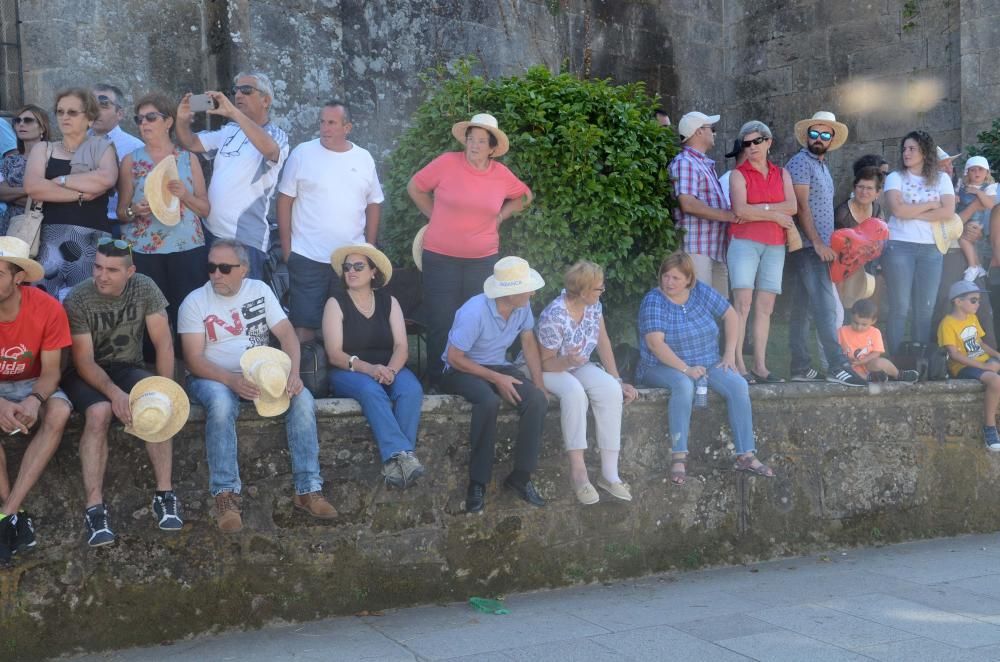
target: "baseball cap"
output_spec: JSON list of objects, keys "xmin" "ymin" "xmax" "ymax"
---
[
  {"xmin": 677, "ymin": 111, "xmax": 720, "ymax": 143},
  {"xmin": 965, "ymin": 155, "xmax": 990, "ymax": 173},
  {"xmin": 948, "ymin": 280, "xmax": 988, "ymax": 301}
]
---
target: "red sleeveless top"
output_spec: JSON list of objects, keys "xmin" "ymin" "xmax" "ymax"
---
[{"xmin": 729, "ymin": 160, "xmax": 786, "ymax": 245}]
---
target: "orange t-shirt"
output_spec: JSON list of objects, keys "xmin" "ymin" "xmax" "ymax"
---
[
  {"xmin": 0, "ymin": 286, "xmax": 71, "ymax": 380},
  {"xmin": 838, "ymin": 325, "xmax": 884, "ymax": 376}
]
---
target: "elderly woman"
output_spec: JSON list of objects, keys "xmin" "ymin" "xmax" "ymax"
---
[
  {"xmin": 322, "ymin": 243, "xmax": 425, "ymax": 488},
  {"xmin": 117, "ymin": 92, "xmax": 210, "ymax": 330},
  {"xmin": 882, "ymin": 130, "xmax": 955, "ymax": 354},
  {"xmin": 835, "ymin": 166, "xmax": 884, "ymax": 230},
  {"xmin": 0, "ymin": 104, "xmax": 50, "ymax": 233},
  {"xmin": 535, "ymin": 261, "xmax": 638, "ymax": 504},
  {"xmin": 407, "ymin": 113, "xmax": 533, "ymax": 383},
  {"xmin": 24, "ymin": 88, "xmax": 118, "ymax": 300},
  {"xmin": 727, "ymin": 120, "xmax": 797, "ymax": 384},
  {"xmin": 637, "ymin": 251, "xmax": 774, "ymax": 485}
]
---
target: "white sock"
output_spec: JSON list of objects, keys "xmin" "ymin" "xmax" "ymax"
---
[{"xmin": 600, "ymin": 450, "xmax": 621, "ymax": 484}]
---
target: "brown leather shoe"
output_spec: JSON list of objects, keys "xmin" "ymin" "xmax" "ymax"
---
[
  {"xmin": 214, "ymin": 492, "xmax": 243, "ymax": 533},
  {"xmin": 293, "ymin": 491, "xmax": 338, "ymax": 519}
]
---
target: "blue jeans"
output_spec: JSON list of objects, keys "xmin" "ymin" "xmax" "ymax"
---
[
  {"xmin": 187, "ymin": 377, "xmax": 323, "ymax": 496},
  {"xmin": 788, "ymin": 247, "xmax": 848, "ymax": 374},
  {"xmin": 328, "ymin": 367, "xmax": 423, "ymax": 462},
  {"xmin": 881, "ymin": 240, "xmax": 944, "ymax": 355},
  {"xmin": 639, "ymin": 364, "xmax": 755, "ymax": 455}
]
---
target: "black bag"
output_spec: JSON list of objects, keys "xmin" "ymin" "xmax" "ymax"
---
[
  {"xmin": 300, "ymin": 340, "xmax": 329, "ymax": 398},
  {"xmin": 612, "ymin": 342, "xmax": 641, "ymax": 384},
  {"xmin": 894, "ymin": 341, "xmax": 948, "ymax": 381}
]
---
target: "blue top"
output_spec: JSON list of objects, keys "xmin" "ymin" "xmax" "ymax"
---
[
  {"xmin": 636, "ymin": 281, "xmax": 730, "ymax": 381},
  {"xmin": 122, "ymin": 146, "xmax": 205, "ymax": 254},
  {"xmin": 786, "ymin": 148, "xmax": 835, "ymax": 247},
  {"xmin": 444, "ymin": 293, "xmax": 535, "ymax": 368}
]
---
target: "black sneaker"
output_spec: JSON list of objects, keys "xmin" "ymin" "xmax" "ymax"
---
[
  {"xmin": 0, "ymin": 516, "xmax": 14, "ymax": 566},
  {"xmin": 868, "ymin": 371, "xmax": 889, "ymax": 383},
  {"xmin": 84, "ymin": 504, "xmax": 115, "ymax": 547},
  {"xmin": 11, "ymin": 511, "xmax": 35, "ymax": 554},
  {"xmin": 152, "ymin": 492, "xmax": 183, "ymax": 531},
  {"xmin": 790, "ymin": 368, "xmax": 824, "ymax": 382},
  {"xmin": 826, "ymin": 367, "xmax": 867, "ymax": 387},
  {"xmin": 897, "ymin": 370, "xmax": 920, "ymax": 383}
]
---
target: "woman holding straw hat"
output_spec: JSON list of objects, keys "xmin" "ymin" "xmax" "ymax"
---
[
  {"xmin": 407, "ymin": 113, "xmax": 533, "ymax": 384},
  {"xmin": 116, "ymin": 92, "xmax": 210, "ymax": 332},
  {"xmin": 322, "ymin": 243, "xmax": 426, "ymax": 488}
]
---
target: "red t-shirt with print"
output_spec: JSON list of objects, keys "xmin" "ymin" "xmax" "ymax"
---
[{"xmin": 0, "ymin": 285, "xmax": 71, "ymax": 381}]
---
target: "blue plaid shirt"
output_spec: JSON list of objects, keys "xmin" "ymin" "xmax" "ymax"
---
[{"xmin": 636, "ymin": 281, "xmax": 730, "ymax": 381}]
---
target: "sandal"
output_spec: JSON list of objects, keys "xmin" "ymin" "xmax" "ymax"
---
[
  {"xmin": 741, "ymin": 373, "xmax": 757, "ymax": 385},
  {"xmin": 670, "ymin": 453, "xmax": 687, "ymax": 486},
  {"xmin": 750, "ymin": 370, "xmax": 785, "ymax": 384},
  {"xmin": 733, "ymin": 453, "xmax": 775, "ymax": 477}
]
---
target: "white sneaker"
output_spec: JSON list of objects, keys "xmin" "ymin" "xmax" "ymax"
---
[{"xmin": 964, "ymin": 266, "xmax": 988, "ymax": 282}]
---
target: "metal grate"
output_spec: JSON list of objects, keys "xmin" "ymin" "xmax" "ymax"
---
[{"xmin": 0, "ymin": 0, "xmax": 22, "ymax": 111}]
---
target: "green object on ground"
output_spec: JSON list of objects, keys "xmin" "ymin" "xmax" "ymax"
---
[{"xmin": 469, "ymin": 597, "xmax": 510, "ymax": 614}]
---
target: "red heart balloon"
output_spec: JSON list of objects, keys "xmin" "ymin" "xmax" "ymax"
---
[{"xmin": 829, "ymin": 217, "xmax": 889, "ymax": 284}]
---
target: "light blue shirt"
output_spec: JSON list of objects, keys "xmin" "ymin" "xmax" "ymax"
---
[
  {"xmin": 90, "ymin": 125, "xmax": 143, "ymax": 220},
  {"xmin": 443, "ymin": 294, "xmax": 535, "ymax": 368}
]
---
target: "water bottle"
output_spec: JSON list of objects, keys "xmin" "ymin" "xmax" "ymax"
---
[{"xmin": 694, "ymin": 375, "xmax": 708, "ymax": 408}]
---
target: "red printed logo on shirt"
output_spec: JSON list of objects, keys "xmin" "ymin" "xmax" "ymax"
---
[
  {"xmin": 0, "ymin": 344, "xmax": 33, "ymax": 376},
  {"xmin": 204, "ymin": 311, "xmax": 244, "ymax": 342}
]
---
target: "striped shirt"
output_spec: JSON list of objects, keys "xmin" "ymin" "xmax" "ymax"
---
[{"xmin": 668, "ymin": 146, "xmax": 729, "ymax": 262}]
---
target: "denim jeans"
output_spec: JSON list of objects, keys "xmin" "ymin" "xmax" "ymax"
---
[
  {"xmin": 328, "ymin": 367, "xmax": 423, "ymax": 462},
  {"xmin": 881, "ymin": 240, "xmax": 944, "ymax": 355},
  {"xmin": 639, "ymin": 364, "xmax": 755, "ymax": 455},
  {"xmin": 187, "ymin": 377, "xmax": 323, "ymax": 496},
  {"xmin": 788, "ymin": 247, "xmax": 848, "ymax": 374}
]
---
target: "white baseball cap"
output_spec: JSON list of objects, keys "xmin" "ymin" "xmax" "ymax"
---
[
  {"xmin": 965, "ymin": 155, "xmax": 990, "ymax": 173},
  {"xmin": 677, "ymin": 111, "xmax": 720, "ymax": 142}
]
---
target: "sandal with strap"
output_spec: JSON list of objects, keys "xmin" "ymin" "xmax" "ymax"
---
[
  {"xmin": 734, "ymin": 454, "xmax": 775, "ymax": 477},
  {"xmin": 670, "ymin": 454, "xmax": 687, "ymax": 486}
]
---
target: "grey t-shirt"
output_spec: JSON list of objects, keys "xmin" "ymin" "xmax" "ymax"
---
[
  {"xmin": 64, "ymin": 273, "xmax": 168, "ymax": 367},
  {"xmin": 786, "ymin": 148, "xmax": 835, "ymax": 247}
]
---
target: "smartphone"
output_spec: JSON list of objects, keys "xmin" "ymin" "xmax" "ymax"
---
[{"xmin": 189, "ymin": 94, "xmax": 216, "ymax": 112}]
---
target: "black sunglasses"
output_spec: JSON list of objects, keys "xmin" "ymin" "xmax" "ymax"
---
[
  {"xmin": 231, "ymin": 85, "xmax": 261, "ymax": 96},
  {"xmin": 808, "ymin": 129, "xmax": 834, "ymax": 141},
  {"xmin": 134, "ymin": 112, "xmax": 166, "ymax": 125},
  {"xmin": 97, "ymin": 94, "xmax": 121, "ymax": 109},
  {"xmin": 207, "ymin": 262, "xmax": 241, "ymax": 275},
  {"xmin": 342, "ymin": 261, "xmax": 368, "ymax": 273},
  {"xmin": 742, "ymin": 136, "xmax": 768, "ymax": 148},
  {"xmin": 11, "ymin": 116, "xmax": 36, "ymax": 125}
]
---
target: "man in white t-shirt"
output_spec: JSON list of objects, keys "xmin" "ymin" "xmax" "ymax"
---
[
  {"xmin": 175, "ymin": 72, "xmax": 290, "ymax": 280},
  {"xmin": 90, "ymin": 83, "xmax": 143, "ymax": 236},
  {"xmin": 276, "ymin": 101, "xmax": 384, "ymax": 342},
  {"xmin": 179, "ymin": 238, "xmax": 336, "ymax": 533}
]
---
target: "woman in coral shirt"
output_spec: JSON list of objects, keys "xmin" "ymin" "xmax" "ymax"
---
[{"xmin": 407, "ymin": 113, "xmax": 533, "ymax": 383}]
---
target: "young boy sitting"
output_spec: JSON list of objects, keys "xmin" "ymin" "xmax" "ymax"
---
[
  {"xmin": 938, "ymin": 280, "xmax": 1000, "ymax": 451},
  {"xmin": 838, "ymin": 298, "xmax": 919, "ymax": 383}
]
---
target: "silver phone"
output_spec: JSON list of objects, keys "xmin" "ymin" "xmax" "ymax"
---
[{"xmin": 189, "ymin": 94, "xmax": 216, "ymax": 112}]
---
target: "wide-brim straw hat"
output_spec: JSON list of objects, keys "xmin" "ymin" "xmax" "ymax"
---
[
  {"xmin": 145, "ymin": 154, "xmax": 182, "ymax": 226},
  {"xmin": 451, "ymin": 113, "xmax": 510, "ymax": 157},
  {"xmin": 330, "ymin": 243, "xmax": 393, "ymax": 285},
  {"xmin": 483, "ymin": 256, "xmax": 545, "ymax": 299},
  {"xmin": 838, "ymin": 269, "xmax": 876, "ymax": 309},
  {"xmin": 125, "ymin": 376, "xmax": 190, "ymax": 443},
  {"xmin": 937, "ymin": 146, "xmax": 963, "ymax": 162},
  {"xmin": 0, "ymin": 236, "xmax": 43, "ymax": 281},
  {"xmin": 933, "ymin": 214, "xmax": 965, "ymax": 254},
  {"xmin": 240, "ymin": 347, "xmax": 292, "ymax": 417},
  {"xmin": 794, "ymin": 111, "xmax": 849, "ymax": 151},
  {"xmin": 412, "ymin": 225, "xmax": 428, "ymax": 271}
]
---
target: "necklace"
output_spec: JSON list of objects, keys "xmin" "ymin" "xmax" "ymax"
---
[
  {"xmin": 349, "ymin": 290, "xmax": 375, "ymax": 316},
  {"xmin": 60, "ymin": 140, "xmax": 78, "ymax": 154}
]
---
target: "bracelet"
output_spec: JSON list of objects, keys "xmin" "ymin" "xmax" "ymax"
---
[
  {"xmin": 77, "ymin": 192, "xmax": 84, "ymax": 206},
  {"xmin": 681, "ymin": 366, "xmax": 690, "ymax": 375},
  {"xmin": 348, "ymin": 355, "xmax": 359, "ymax": 372},
  {"xmin": 388, "ymin": 367, "xmax": 398, "ymax": 375},
  {"xmin": 28, "ymin": 392, "xmax": 46, "ymax": 404}
]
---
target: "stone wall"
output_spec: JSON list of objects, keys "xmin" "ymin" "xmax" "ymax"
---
[{"xmin": 1, "ymin": 381, "xmax": 999, "ymax": 660}]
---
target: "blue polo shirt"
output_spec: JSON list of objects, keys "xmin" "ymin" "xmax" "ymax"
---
[{"xmin": 443, "ymin": 293, "xmax": 535, "ymax": 368}]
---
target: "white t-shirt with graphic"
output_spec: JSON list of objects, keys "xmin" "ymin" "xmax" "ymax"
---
[{"xmin": 885, "ymin": 170, "xmax": 955, "ymax": 244}]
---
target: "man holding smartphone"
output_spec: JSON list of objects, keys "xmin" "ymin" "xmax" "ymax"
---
[{"xmin": 176, "ymin": 72, "xmax": 289, "ymax": 280}]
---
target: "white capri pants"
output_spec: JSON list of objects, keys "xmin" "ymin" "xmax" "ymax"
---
[{"xmin": 542, "ymin": 363, "xmax": 624, "ymax": 451}]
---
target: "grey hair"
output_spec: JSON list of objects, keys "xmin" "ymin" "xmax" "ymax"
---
[
  {"xmin": 210, "ymin": 238, "xmax": 250, "ymax": 266},
  {"xmin": 737, "ymin": 120, "xmax": 773, "ymax": 141},
  {"xmin": 234, "ymin": 71, "xmax": 274, "ymax": 99}
]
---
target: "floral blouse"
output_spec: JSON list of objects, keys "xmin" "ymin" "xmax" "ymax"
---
[
  {"xmin": 0, "ymin": 153, "xmax": 27, "ymax": 221},
  {"xmin": 123, "ymin": 146, "xmax": 205, "ymax": 254},
  {"xmin": 536, "ymin": 289, "xmax": 603, "ymax": 366}
]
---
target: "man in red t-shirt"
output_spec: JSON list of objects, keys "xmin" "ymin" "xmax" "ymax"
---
[{"xmin": 0, "ymin": 238, "xmax": 72, "ymax": 563}]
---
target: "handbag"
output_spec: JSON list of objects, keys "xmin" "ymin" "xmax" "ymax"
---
[
  {"xmin": 7, "ymin": 142, "xmax": 55, "ymax": 258},
  {"xmin": 893, "ymin": 341, "xmax": 949, "ymax": 381},
  {"xmin": 299, "ymin": 339, "xmax": 329, "ymax": 398}
]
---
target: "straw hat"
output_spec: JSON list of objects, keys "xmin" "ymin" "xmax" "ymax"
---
[
  {"xmin": 330, "ymin": 243, "xmax": 393, "ymax": 285},
  {"xmin": 145, "ymin": 154, "xmax": 182, "ymax": 226},
  {"xmin": 838, "ymin": 269, "xmax": 876, "ymax": 309},
  {"xmin": 412, "ymin": 225, "xmax": 428, "ymax": 271},
  {"xmin": 794, "ymin": 111, "xmax": 849, "ymax": 151},
  {"xmin": 125, "ymin": 376, "xmax": 190, "ymax": 443},
  {"xmin": 451, "ymin": 113, "xmax": 510, "ymax": 157},
  {"xmin": 483, "ymin": 256, "xmax": 545, "ymax": 299},
  {"xmin": 240, "ymin": 347, "xmax": 292, "ymax": 417},
  {"xmin": 933, "ymin": 214, "xmax": 965, "ymax": 254},
  {"xmin": 936, "ymin": 146, "xmax": 963, "ymax": 162},
  {"xmin": 0, "ymin": 236, "xmax": 43, "ymax": 282}
]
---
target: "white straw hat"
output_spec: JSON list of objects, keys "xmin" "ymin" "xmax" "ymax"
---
[
  {"xmin": 239, "ymin": 347, "xmax": 292, "ymax": 417},
  {"xmin": 412, "ymin": 225, "xmax": 428, "ymax": 271},
  {"xmin": 145, "ymin": 154, "xmax": 182, "ymax": 225},
  {"xmin": 794, "ymin": 111, "xmax": 849, "ymax": 151},
  {"xmin": 451, "ymin": 113, "xmax": 510, "ymax": 157},
  {"xmin": 483, "ymin": 256, "xmax": 545, "ymax": 299},
  {"xmin": 330, "ymin": 243, "xmax": 393, "ymax": 285},
  {"xmin": 125, "ymin": 376, "xmax": 190, "ymax": 443},
  {"xmin": 0, "ymin": 236, "xmax": 43, "ymax": 282}
]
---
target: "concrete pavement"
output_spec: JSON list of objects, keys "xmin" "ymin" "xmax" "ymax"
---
[{"xmin": 67, "ymin": 533, "xmax": 1000, "ymax": 661}]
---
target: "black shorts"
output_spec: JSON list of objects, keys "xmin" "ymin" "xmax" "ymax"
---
[{"xmin": 61, "ymin": 364, "xmax": 153, "ymax": 413}]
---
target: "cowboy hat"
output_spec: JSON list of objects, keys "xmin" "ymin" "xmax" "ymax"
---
[
  {"xmin": 145, "ymin": 154, "xmax": 182, "ymax": 226},
  {"xmin": 933, "ymin": 214, "xmax": 965, "ymax": 254},
  {"xmin": 240, "ymin": 347, "xmax": 292, "ymax": 417},
  {"xmin": 483, "ymin": 256, "xmax": 545, "ymax": 299},
  {"xmin": 838, "ymin": 269, "xmax": 876, "ymax": 309},
  {"xmin": 412, "ymin": 225, "xmax": 428, "ymax": 271},
  {"xmin": 794, "ymin": 111, "xmax": 849, "ymax": 151},
  {"xmin": 936, "ymin": 146, "xmax": 963, "ymax": 162},
  {"xmin": 330, "ymin": 243, "xmax": 393, "ymax": 285},
  {"xmin": 451, "ymin": 113, "xmax": 510, "ymax": 157},
  {"xmin": 0, "ymin": 236, "xmax": 43, "ymax": 282},
  {"xmin": 125, "ymin": 376, "xmax": 190, "ymax": 443}
]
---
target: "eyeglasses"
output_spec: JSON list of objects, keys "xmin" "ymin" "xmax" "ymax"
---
[
  {"xmin": 207, "ymin": 262, "xmax": 242, "ymax": 275},
  {"xmin": 134, "ymin": 112, "xmax": 166, "ymax": 125},
  {"xmin": 55, "ymin": 109, "xmax": 83, "ymax": 118},
  {"xmin": 96, "ymin": 95, "xmax": 121, "ymax": 110},
  {"xmin": 231, "ymin": 85, "xmax": 261, "ymax": 96},
  {"xmin": 966, "ymin": 297, "xmax": 981, "ymax": 304},
  {"xmin": 342, "ymin": 261, "xmax": 368, "ymax": 273},
  {"xmin": 808, "ymin": 129, "xmax": 834, "ymax": 141},
  {"xmin": 700, "ymin": 125, "xmax": 717, "ymax": 134},
  {"xmin": 11, "ymin": 116, "xmax": 36, "ymax": 125},
  {"xmin": 97, "ymin": 236, "xmax": 133, "ymax": 255},
  {"xmin": 742, "ymin": 136, "xmax": 768, "ymax": 148}
]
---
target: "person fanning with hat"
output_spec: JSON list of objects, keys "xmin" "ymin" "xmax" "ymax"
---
[
  {"xmin": 407, "ymin": 113, "xmax": 533, "ymax": 385},
  {"xmin": 322, "ymin": 244, "xmax": 425, "ymax": 488},
  {"xmin": 440, "ymin": 256, "xmax": 548, "ymax": 513},
  {"xmin": 116, "ymin": 92, "xmax": 210, "ymax": 338},
  {"xmin": 179, "ymin": 238, "xmax": 336, "ymax": 533},
  {"xmin": 0, "ymin": 237, "xmax": 72, "ymax": 563},
  {"xmin": 882, "ymin": 130, "xmax": 956, "ymax": 355},
  {"xmin": 62, "ymin": 238, "xmax": 180, "ymax": 547}
]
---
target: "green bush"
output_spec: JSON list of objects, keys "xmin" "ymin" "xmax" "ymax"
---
[
  {"xmin": 382, "ymin": 61, "xmax": 680, "ymax": 336},
  {"xmin": 966, "ymin": 119, "xmax": 1000, "ymax": 179}
]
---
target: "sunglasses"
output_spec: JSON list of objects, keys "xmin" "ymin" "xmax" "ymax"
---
[
  {"xmin": 808, "ymin": 129, "xmax": 834, "ymax": 141},
  {"xmin": 966, "ymin": 297, "xmax": 981, "ymax": 304},
  {"xmin": 55, "ymin": 109, "xmax": 83, "ymax": 118},
  {"xmin": 231, "ymin": 85, "xmax": 261, "ymax": 96},
  {"xmin": 11, "ymin": 116, "xmax": 36, "ymax": 125},
  {"xmin": 134, "ymin": 112, "xmax": 166, "ymax": 125},
  {"xmin": 742, "ymin": 136, "xmax": 768, "ymax": 148},
  {"xmin": 207, "ymin": 262, "xmax": 241, "ymax": 275},
  {"xmin": 342, "ymin": 261, "xmax": 368, "ymax": 273},
  {"xmin": 700, "ymin": 125, "xmax": 717, "ymax": 134},
  {"xmin": 97, "ymin": 237, "xmax": 132, "ymax": 255},
  {"xmin": 97, "ymin": 95, "xmax": 120, "ymax": 109}
]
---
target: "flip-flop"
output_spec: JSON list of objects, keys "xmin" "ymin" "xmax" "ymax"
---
[{"xmin": 742, "ymin": 373, "xmax": 757, "ymax": 385}]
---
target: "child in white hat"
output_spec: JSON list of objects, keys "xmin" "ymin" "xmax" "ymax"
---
[{"xmin": 957, "ymin": 155, "xmax": 997, "ymax": 282}]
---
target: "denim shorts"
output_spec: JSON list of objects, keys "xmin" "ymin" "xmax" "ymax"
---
[
  {"xmin": 726, "ymin": 238, "xmax": 785, "ymax": 294},
  {"xmin": 0, "ymin": 378, "xmax": 70, "ymax": 407},
  {"xmin": 957, "ymin": 360, "xmax": 1000, "ymax": 380},
  {"xmin": 288, "ymin": 252, "xmax": 337, "ymax": 329}
]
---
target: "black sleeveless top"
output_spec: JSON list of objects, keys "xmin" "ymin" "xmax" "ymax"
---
[
  {"xmin": 334, "ymin": 288, "xmax": 394, "ymax": 365},
  {"xmin": 42, "ymin": 158, "xmax": 111, "ymax": 232}
]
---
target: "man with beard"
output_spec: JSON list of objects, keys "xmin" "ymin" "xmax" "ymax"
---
[{"xmin": 785, "ymin": 112, "xmax": 866, "ymax": 386}]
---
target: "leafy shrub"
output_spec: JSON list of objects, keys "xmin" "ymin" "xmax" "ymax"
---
[
  {"xmin": 967, "ymin": 119, "xmax": 1000, "ymax": 179},
  {"xmin": 382, "ymin": 60, "xmax": 680, "ymax": 336}
]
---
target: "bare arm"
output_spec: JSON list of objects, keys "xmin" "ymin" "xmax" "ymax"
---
[
  {"xmin": 61, "ymin": 146, "xmax": 119, "ymax": 195},
  {"xmin": 24, "ymin": 142, "xmax": 78, "ymax": 202},
  {"xmin": 182, "ymin": 153, "xmax": 211, "ymax": 219},
  {"xmin": 519, "ymin": 330, "xmax": 546, "ymax": 392},
  {"xmin": 146, "ymin": 310, "xmax": 175, "ymax": 380},
  {"xmin": 729, "ymin": 169, "xmax": 795, "ymax": 224},
  {"xmin": 407, "ymin": 177, "xmax": 434, "ymax": 218},
  {"xmin": 174, "ymin": 94, "xmax": 206, "ymax": 154},
  {"xmin": 386, "ymin": 297, "xmax": 409, "ymax": 374},
  {"xmin": 0, "ymin": 180, "xmax": 26, "ymax": 203},
  {"xmin": 720, "ymin": 307, "xmax": 740, "ymax": 365},
  {"xmin": 677, "ymin": 194, "xmax": 736, "ymax": 223},
  {"xmin": 116, "ymin": 153, "xmax": 135, "ymax": 221},
  {"xmin": 276, "ymin": 193, "xmax": 294, "ymax": 261},
  {"xmin": 205, "ymin": 91, "xmax": 280, "ymax": 162},
  {"xmin": 595, "ymin": 317, "xmax": 637, "ymax": 402},
  {"xmin": 884, "ymin": 189, "xmax": 938, "ymax": 219},
  {"xmin": 70, "ymin": 333, "xmax": 132, "ymax": 424},
  {"xmin": 922, "ymin": 194, "xmax": 956, "ymax": 222},
  {"xmin": 497, "ymin": 191, "xmax": 533, "ymax": 226},
  {"xmin": 943, "ymin": 344, "xmax": 1000, "ymax": 370},
  {"xmin": 447, "ymin": 344, "xmax": 523, "ymax": 405},
  {"xmin": 792, "ymin": 183, "xmax": 822, "ymax": 245},
  {"xmin": 364, "ymin": 202, "xmax": 382, "ymax": 244},
  {"xmin": 959, "ymin": 197, "xmax": 984, "ymax": 222},
  {"xmin": 644, "ymin": 330, "xmax": 695, "ymax": 373}
]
